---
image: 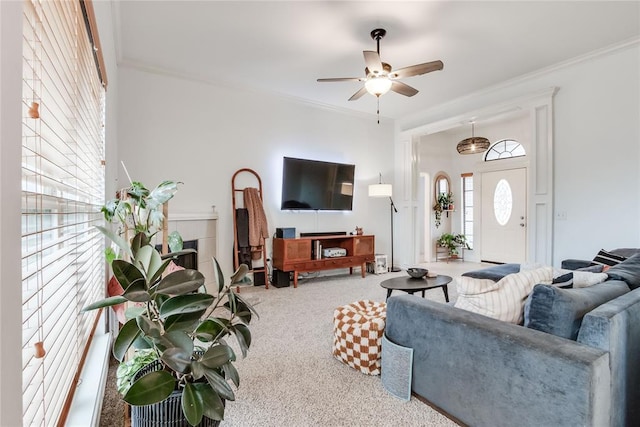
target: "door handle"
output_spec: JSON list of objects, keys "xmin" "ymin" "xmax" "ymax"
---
[{"xmin": 520, "ymin": 223, "xmax": 525, "ymax": 227}]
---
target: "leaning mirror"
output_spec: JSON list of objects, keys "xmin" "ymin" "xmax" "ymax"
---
[{"xmin": 434, "ymin": 174, "xmax": 450, "ymax": 202}]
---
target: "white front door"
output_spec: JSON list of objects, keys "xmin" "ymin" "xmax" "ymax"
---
[{"xmin": 481, "ymin": 168, "xmax": 527, "ymax": 263}]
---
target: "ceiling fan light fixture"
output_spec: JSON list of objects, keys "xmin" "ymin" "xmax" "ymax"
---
[
  {"xmin": 456, "ymin": 122, "xmax": 490, "ymax": 155},
  {"xmin": 365, "ymin": 75, "xmax": 392, "ymax": 96}
]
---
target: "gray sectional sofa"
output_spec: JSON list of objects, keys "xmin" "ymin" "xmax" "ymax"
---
[{"xmin": 385, "ymin": 253, "xmax": 640, "ymax": 427}]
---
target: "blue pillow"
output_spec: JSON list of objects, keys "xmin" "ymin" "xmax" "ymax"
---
[
  {"xmin": 524, "ymin": 280, "xmax": 629, "ymax": 340},
  {"xmin": 606, "ymin": 253, "xmax": 640, "ymax": 289}
]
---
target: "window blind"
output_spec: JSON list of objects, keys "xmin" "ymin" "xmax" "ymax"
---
[{"xmin": 22, "ymin": 0, "xmax": 106, "ymax": 425}]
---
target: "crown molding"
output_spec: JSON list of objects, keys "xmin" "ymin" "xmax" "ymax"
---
[{"xmin": 399, "ymin": 36, "xmax": 639, "ymax": 132}]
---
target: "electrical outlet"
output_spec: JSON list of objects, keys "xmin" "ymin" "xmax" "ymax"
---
[{"xmin": 555, "ymin": 211, "xmax": 567, "ymax": 220}]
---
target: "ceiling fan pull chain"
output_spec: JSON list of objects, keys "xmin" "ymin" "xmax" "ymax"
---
[{"xmin": 377, "ymin": 97, "xmax": 380, "ymax": 124}]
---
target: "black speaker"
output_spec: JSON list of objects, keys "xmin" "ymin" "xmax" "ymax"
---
[
  {"xmin": 272, "ymin": 269, "xmax": 291, "ymax": 288},
  {"xmin": 276, "ymin": 227, "xmax": 296, "ymax": 239}
]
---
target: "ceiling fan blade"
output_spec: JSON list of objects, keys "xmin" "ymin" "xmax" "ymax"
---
[
  {"xmin": 390, "ymin": 81, "xmax": 419, "ymax": 97},
  {"xmin": 363, "ymin": 51, "xmax": 383, "ymax": 74},
  {"xmin": 348, "ymin": 86, "xmax": 368, "ymax": 101},
  {"xmin": 317, "ymin": 77, "xmax": 364, "ymax": 82},
  {"xmin": 389, "ymin": 60, "xmax": 444, "ymax": 79}
]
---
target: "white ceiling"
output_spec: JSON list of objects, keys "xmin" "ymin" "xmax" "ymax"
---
[{"xmin": 113, "ymin": 1, "xmax": 640, "ymax": 120}]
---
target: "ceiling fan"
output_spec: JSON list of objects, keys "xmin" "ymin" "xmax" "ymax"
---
[{"xmin": 317, "ymin": 28, "xmax": 444, "ymax": 103}]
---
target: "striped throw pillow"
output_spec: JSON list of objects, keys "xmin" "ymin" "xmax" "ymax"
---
[
  {"xmin": 592, "ymin": 249, "xmax": 627, "ymax": 266},
  {"xmin": 455, "ymin": 266, "xmax": 553, "ymax": 324}
]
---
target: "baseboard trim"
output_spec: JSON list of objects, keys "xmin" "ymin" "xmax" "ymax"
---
[{"xmin": 412, "ymin": 392, "xmax": 468, "ymax": 427}]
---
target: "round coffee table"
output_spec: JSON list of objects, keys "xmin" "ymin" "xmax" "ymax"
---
[{"xmin": 380, "ymin": 275, "xmax": 452, "ymax": 302}]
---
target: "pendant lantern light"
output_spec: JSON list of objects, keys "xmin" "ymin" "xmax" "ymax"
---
[{"xmin": 456, "ymin": 122, "xmax": 490, "ymax": 155}]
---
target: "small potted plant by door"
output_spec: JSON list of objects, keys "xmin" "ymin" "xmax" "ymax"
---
[
  {"xmin": 84, "ymin": 180, "xmax": 257, "ymax": 426},
  {"xmin": 436, "ymin": 233, "xmax": 469, "ymax": 259}
]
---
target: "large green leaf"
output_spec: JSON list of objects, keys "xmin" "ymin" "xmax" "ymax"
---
[
  {"xmin": 161, "ymin": 347, "xmax": 193, "ymax": 374},
  {"xmin": 149, "ymin": 180, "xmax": 180, "ymax": 206},
  {"xmin": 182, "ymin": 382, "xmax": 203, "ymax": 427},
  {"xmin": 81, "ymin": 295, "xmax": 127, "ymax": 312},
  {"xmin": 190, "ymin": 361, "xmax": 205, "ymax": 380},
  {"xmin": 222, "ymin": 362, "xmax": 239, "ymax": 388},
  {"xmin": 164, "ymin": 310, "xmax": 205, "ymax": 333},
  {"xmin": 123, "ymin": 370, "xmax": 174, "ymax": 406},
  {"xmin": 232, "ymin": 324, "xmax": 251, "ymax": 358},
  {"xmin": 112, "ymin": 259, "xmax": 145, "ymax": 290},
  {"xmin": 136, "ymin": 316, "xmax": 161, "ymax": 338},
  {"xmin": 226, "ymin": 298, "xmax": 253, "ymax": 325},
  {"xmin": 127, "ymin": 181, "xmax": 150, "ymax": 207},
  {"xmin": 168, "ymin": 231, "xmax": 183, "ymax": 253},
  {"xmin": 148, "ymin": 258, "xmax": 173, "ymax": 288},
  {"xmin": 159, "ymin": 294, "xmax": 214, "ymax": 318},
  {"xmin": 125, "ymin": 305, "xmax": 146, "ymax": 320},
  {"xmin": 193, "ymin": 383, "xmax": 225, "ymax": 421},
  {"xmin": 131, "ymin": 232, "xmax": 151, "ymax": 259},
  {"xmin": 123, "ymin": 278, "xmax": 151, "ymax": 302},
  {"xmin": 113, "ymin": 318, "xmax": 142, "ymax": 362},
  {"xmin": 131, "ymin": 334, "xmax": 153, "ymax": 350},
  {"xmin": 160, "ymin": 331, "xmax": 193, "ymax": 354},
  {"xmin": 134, "ymin": 245, "xmax": 164, "ymax": 282},
  {"xmin": 230, "ymin": 263, "xmax": 249, "ymax": 285},
  {"xmin": 202, "ymin": 368, "xmax": 235, "ymax": 401},
  {"xmin": 212, "ymin": 258, "xmax": 225, "ymax": 293},
  {"xmin": 156, "ymin": 269, "xmax": 205, "ymax": 296},
  {"xmin": 195, "ymin": 318, "xmax": 226, "ymax": 342},
  {"xmin": 95, "ymin": 225, "xmax": 132, "ymax": 259},
  {"xmin": 234, "ymin": 292, "xmax": 259, "ymax": 321},
  {"xmin": 199, "ymin": 344, "xmax": 235, "ymax": 369}
]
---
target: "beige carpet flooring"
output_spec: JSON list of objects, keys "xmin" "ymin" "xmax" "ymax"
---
[{"xmin": 101, "ymin": 261, "xmax": 483, "ymax": 426}]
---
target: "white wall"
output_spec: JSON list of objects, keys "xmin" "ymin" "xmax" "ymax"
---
[
  {"xmin": 117, "ymin": 66, "xmax": 395, "ymax": 276},
  {"xmin": 399, "ymin": 41, "xmax": 640, "ymax": 266}
]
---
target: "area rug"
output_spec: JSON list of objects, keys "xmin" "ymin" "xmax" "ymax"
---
[{"xmin": 222, "ymin": 271, "xmax": 459, "ymax": 426}]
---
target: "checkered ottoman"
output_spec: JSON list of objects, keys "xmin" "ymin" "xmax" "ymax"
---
[{"xmin": 333, "ymin": 300, "xmax": 387, "ymax": 375}]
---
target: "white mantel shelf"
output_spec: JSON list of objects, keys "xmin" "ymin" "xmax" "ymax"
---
[{"xmin": 168, "ymin": 212, "xmax": 219, "ymax": 221}]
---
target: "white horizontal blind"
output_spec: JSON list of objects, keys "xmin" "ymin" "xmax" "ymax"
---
[{"xmin": 22, "ymin": 0, "xmax": 105, "ymax": 425}]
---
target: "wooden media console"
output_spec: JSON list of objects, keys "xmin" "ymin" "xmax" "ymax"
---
[{"xmin": 272, "ymin": 234, "xmax": 375, "ymax": 287}]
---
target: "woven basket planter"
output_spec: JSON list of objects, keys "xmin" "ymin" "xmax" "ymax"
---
[{"xmin": 130, "ymin": 360, "xmax": 220, "ymax": 427}]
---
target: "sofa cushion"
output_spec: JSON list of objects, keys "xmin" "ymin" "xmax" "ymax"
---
[
  {"xmin": 592, "ymin": 249, "xmax": 627, "ymax": 266},
  {"xmin": 577, "ymin": 264, "xmax": 605, "ymax": 273},
  {"xmin": 455, "ymin": 266, "xmax": 553, "ymax": 324},
  {"xmin": 524, "ymin": 280, "xmax": 630, "ymax": 340},
  {"xmin": 606, "ymin": 254, "xmax": 640, "ymax": 289},
  {"xmin": 461, "ymin": 263, "xmax": 520, "ymax": 282}
]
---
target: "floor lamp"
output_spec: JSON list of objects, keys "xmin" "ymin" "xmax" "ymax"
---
[{"xmin": 369, "ymin": 173, "xmax": 401, "ymax": 272}]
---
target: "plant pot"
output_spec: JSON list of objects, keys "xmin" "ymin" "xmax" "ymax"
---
[{"xmin": 131, "ymin": 361, "xmax": 221, "ymax": 427}]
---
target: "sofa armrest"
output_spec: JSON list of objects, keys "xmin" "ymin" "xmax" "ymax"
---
[
  {"xmin": 578, "ymin": 287, "xmax": 640, "ymax": 426},
  {"xmin": 561, "ymin": 258, "xmax": 596, "ymax": 270},
  {"xmin": 386, "ymin": 295, "xmax": 610, "ymax": 427}
]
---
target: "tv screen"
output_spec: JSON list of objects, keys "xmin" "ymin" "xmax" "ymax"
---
[{"xmin": 281, "ymin": 157, "xmax": 355, "ymax": 211}]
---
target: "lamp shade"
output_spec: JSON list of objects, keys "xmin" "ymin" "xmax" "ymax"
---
[
  {"xmin": 365, "ymin": 76, "xmax": 392, "ymax": 96},
  {"xmin": 456, "ymin": 136, "xmax": 490, "ymax": 154},
  {"xmin": 369, "ymin": 183, "xmax": 392, "ymax": 197},
  {"xmin": 457, "ymin": 121, "xmax": 490, "ymax": 155}
]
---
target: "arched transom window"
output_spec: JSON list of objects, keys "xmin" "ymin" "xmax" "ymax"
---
[{"xmin": 484, "ymin": 139, "xmax": 526, "ymax": 161}]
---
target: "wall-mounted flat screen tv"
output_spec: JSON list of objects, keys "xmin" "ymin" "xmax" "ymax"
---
[{"xmin": 281, "ymin": 157, "xmax": 355, "ymax": 211}]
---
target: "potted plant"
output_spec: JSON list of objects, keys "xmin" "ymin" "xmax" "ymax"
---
[
  {"xmin": 84, "ymin": 180, "xmax": 256, "ymax": 426},
  {"xmin": 433, "ymin": 202, "xmax": 443, "ymax": 228},
  {"xmin": 436, "ymin": 232, "xmax": 470, "ymax": 257}
]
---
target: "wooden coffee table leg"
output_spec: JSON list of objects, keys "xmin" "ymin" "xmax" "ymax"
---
[{"xmin": 386, "ymin": 289, "xmax": 393, "ymax": 301}]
